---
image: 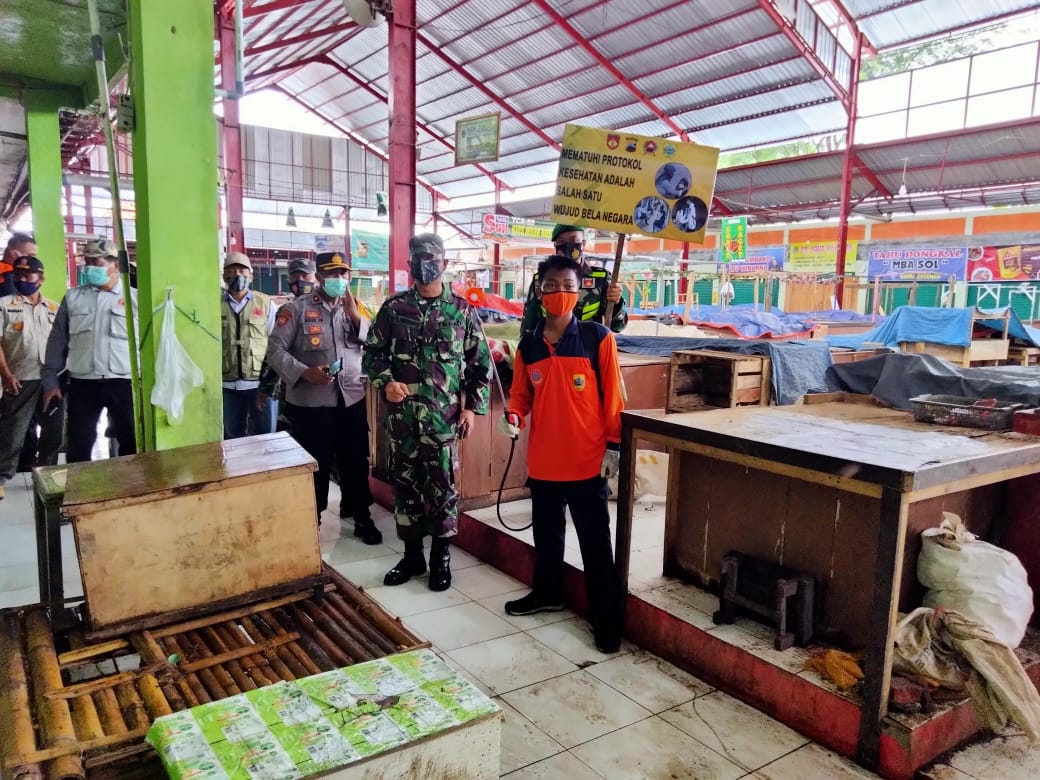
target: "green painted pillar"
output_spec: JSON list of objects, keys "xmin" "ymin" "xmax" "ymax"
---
[
  {"xmin": 23, "ymin": 93, "xmax": 67, "ymax": 301},
  {"xmin": 128, "ymin": 0, "xmax": 221, "ymax": 450}
]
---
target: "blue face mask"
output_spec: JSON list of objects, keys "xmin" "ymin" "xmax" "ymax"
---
[
  {"xmin": 83, "ymin": 265, "xmax": 110, "ymax": 287},
  {"xmin": 14, "ymin": 280, "xmax": 41, "ymax": 296},
  {"xmin": 322, "ymin": 277, "xmax": 348, "ymax": 298}
]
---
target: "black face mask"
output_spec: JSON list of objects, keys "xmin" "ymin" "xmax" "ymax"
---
[
  {"xmin": 409, "ymin": 256, "xmax": 443, "ymax": 285},
  {"xmin": 290, "ymin": 280, "xmax": 314, "ymax": 297},
  {"xmin": 555, "ymin": 242, "xmax": 583, "ymax": 262}
]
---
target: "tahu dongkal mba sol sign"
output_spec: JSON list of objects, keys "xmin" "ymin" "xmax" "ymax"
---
[{"xmin": 551, "ymin": 124, "xmax": 721, "ymax": 244}]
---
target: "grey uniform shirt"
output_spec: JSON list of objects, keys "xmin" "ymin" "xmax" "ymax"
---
[
  {"xmin": 265, "ymin": 292, "xmax": 369, "ymax": 408},
  {"xmin": 0, "ymin": 294, "xmax": 59, "ymax": 380},
  {"xmin": 42, "ymin": 285, "xmax": 136, "ymax": 391}
]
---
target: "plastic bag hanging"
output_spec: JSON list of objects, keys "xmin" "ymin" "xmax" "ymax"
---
[{"xmin": 150, "ymin": 294, "xmax": 204, "ymax": 423}]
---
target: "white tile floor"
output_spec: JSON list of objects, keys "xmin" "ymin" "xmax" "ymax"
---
[{"xmin": 2, "ymin": 472, "xmax": 1038, "ymax": 778}]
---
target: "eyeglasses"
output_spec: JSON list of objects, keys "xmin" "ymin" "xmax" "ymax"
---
[{"xmin": 541, "ymin": 280, "xmax": 579, "ymax": 293}]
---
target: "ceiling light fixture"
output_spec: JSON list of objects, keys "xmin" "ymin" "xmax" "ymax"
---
[
  {"xmin": 897, "ymin": 158, "xmax": 908, "ymax": 197},
  {"xmin": 285, "ymin": 207, "xmax": 297, "ymax": 228},
  {"xmin": 321, "ymin": 209, "xmax": 334, "ymax": 228}
]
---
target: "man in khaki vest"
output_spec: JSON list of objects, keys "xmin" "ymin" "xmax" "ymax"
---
[{"xmin": 221, "ymin": 252, "xmax": 276, "ymax": 439}]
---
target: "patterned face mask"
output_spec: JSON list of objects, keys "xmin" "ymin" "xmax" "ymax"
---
[
  {"xmin": 554, "ymin": 242, "xmax": 583, "ymax": 262},
  {"xmin": 409, "ymin": 254, "xmax": 443, "ymax": 285}
]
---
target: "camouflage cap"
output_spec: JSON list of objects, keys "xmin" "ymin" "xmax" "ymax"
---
[
  {"xmin": 84, "ymin": 239, "xmax": 115, "ymax": 258},
  {"xmin": 287, "ymin": 257, "xmax": 315, "ymax": 275},
  {"xmin": 408, "ymin": 233, "xmax": 444, "ymax": 257}
]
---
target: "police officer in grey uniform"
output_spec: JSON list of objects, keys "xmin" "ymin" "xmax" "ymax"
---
[
  {"xmin": 266, "ymin": 251, "xmax": 381, "ymax": 544},
  {"xmin": 41, "ymin": 240, "xmax": 136, "ymax": 463}
]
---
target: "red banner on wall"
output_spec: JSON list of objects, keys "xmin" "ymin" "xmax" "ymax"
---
[{"xmin": 967, "ymin": 244, "xmax": 1040, "ymax": 282}]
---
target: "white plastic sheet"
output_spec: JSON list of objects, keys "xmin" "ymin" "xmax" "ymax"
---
[
  {"xmin": 150, "ymin": 296, "xmax": 204, "ymax": 423},
  {"xmin": 918, "ymin": 512, "xmax": 1034, "ymax": 648}
]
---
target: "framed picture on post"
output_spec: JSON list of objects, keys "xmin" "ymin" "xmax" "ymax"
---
[{"xmin": 455, "ymin": 112, "xmax": 501, "ymax": 165}]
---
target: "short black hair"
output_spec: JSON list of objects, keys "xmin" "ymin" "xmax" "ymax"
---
[
  {"xmin": 6, "ymin": 232, "xmax": 34, "ymax": 250},
  {"xmin": 537, "ymin": 253, "xmax": 582, "ymax": 280}
]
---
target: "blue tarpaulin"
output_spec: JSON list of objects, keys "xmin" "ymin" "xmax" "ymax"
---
[
  {"xmin": 826, "ymin": 306, "xmax": 1040, "ymax": 350},
  {"xmin": 631, "ymin": 304, "xmax": 817, "ymax": 338},
  {"xmin": 614, "ymin": 336, "xmax": 833, "ymax": 405}
]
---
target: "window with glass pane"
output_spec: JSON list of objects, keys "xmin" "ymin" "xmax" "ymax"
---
[
  {"xmin": 966, "ymin": 87, "xmax": 1034, "ymax": 127},
  {"xmin": 858, "ymin": 72, "xmax": 911, "ymax": 116},
  {"xmin": 970, "ymin": 45, "xmax": 1037, "ymax": 94},
  {"xmin": 907, "ymin": 100, "xmax": 967, "ymax": 136},
  {"xmin": 856, "ymin": 111, "xmax": 908, "ymax": 144},
  {"xmin": 910, "ymin": 59, "xmax": 970, "ymax": 107}
]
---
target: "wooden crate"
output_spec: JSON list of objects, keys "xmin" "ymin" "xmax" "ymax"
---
[
  {"xmin": 1008, "ymin": 346, "xmax": 1040, "ymax": 366},
  {"xmin": 899, "ymin": 338, "xmax": 1009, "ymax": 367},
  {"xmin": 62, "ymin": 433, "xmax": 321, "ymax": 637},
  {"xmin": 666, "ymin": 350, "xmax": 771, "ymax": 412},
  {"xmin": 0, "ymin": 564, "xmax": 427, "ymax": 779}
]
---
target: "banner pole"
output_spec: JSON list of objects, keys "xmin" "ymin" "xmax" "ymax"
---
[{"xmin": 604, "ymin": 232, "xmax": 627, "ymax": 326}]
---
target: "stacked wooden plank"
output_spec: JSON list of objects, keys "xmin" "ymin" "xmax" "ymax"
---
[{"xmin": 0, "ymin": 565, "xmax": 426, "ymax": 778}]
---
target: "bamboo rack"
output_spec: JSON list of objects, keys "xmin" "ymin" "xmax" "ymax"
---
[{"xmin": 0, "ymin": 563, "xmax": 426, "ymax": 778}]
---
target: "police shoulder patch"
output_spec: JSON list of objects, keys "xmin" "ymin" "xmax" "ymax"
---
[
  {"xmin": 572, "ymin": 373, "xmax": 586, "ymax": 391},
  {"xmin": 582, "ymin": 278, "xmax": 595, "ymax": 288},
  {"xmin": 275, "ymin": 309, "xmax": 291, "ymax": 327}
]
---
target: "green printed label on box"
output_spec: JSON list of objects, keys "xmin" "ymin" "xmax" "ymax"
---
[
  {"xmin": 165, "ymin": 755, "xmax": 230, "ymax": 780},
  {"xmin": 146, "ymin": 710, "xmax": 213, "ymax": 763},
  {"xmin": 211, "ymin": 735, "xmax": 301, "ymax": 780},
  {"xmin": 388, "ymin": 648, "xmax": 454, "ymax": 684},
  {"xmin": 271, "ymin": 717, "xmax": 360, "ymax": 771},
  {"xmin": 338, "ymin": 711, "xmax": 409, "ymax": 756},
  {"xmin": 192, "ymin": 695, "xmax": 268, "ymax": 744},
  {"xmin": 245, "ymin": 681, "xmax": 323, "ymax": 726},
  {"xmin": 384, "ymin": 688, "xmax": 459, "ymax": 739},
  {"xmin": 344, "ymin": 657, "xmax": 414, "ymax": 696},
  {"xmin": 423, "ymin": 675, "xmax": 500, "ymax": 723},
  {"xmin": 294, "ymin": 668, "xmax": 363, "ymax": 711}
]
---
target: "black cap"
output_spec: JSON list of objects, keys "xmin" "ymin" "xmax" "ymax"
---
[
  {"xmin": 13, "ymin": 255, "xmax": 44, "ymax": 273},
  {"xmin": 315, "ymin": 252, "xmax": 350, "ymax": 272},
  {"xmin": 288, "ymin": 258, "xmax": 315, "ymax": 274}
]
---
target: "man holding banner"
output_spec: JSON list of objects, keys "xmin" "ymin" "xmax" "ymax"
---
[{"xmin": 519, "ymin": 224, "xmax": 628, "ymax": 336}]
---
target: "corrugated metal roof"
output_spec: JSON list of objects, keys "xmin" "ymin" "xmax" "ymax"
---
[
  {"xmin": 234, "ymin": 0, "xmax": 1040, "ymax": 221},
  {"xmin": 845, "ymin": 0, "xmax": 1040, "ymax": 50}
]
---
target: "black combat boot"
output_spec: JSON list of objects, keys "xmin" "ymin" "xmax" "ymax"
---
[
  {"xmin": 383, "ymin": 539, "xmax": 426, "ymax": 586},
  {"xmin": 428, "ymin": 537, "xmax": 452, "ymax": 592},
  {"xmin": 352, "ymin": 510, "xmax": 383, "ymax": 546}
]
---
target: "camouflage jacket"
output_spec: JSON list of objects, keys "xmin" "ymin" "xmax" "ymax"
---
[
  {"xmin": 363, "ymin": 285, "xmax": 492, "ymax": 437},
  {"xmin": 520, "ymin": 264, "xmax": 628, "ymax": 337}
]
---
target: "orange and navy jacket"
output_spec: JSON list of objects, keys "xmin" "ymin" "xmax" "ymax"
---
[{"xmin": 508, "ymin": 317, "xmax": 624, "ymax": 481}]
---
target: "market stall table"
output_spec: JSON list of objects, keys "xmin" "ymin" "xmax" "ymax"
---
[{"xmin": 613, "ymin": 402, "xmax": 1040, "ymax": 772}]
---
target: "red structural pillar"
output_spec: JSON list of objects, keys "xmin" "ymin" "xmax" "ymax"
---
[
  {"xmin": 492, "ymin": 182, "xmax": 502, "ymax": 295},
  {"xmin": 219, "ymin": 8, "xmax": 246, "ymax": 252},
  {"xmin": 834, "ymin": 33, "xmax": 864, "ymax": 309},
  {"xmin": 679, "ymin": 241, "xmax": 690, "ymax": 296},
  {"xmin": 387, "ymin": 0, "xmax": 417, "ymax": 292}
]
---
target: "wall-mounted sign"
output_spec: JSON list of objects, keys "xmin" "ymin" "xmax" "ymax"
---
[
  {"xmin": 481, "ymin": 213, "xmax": 555, "ymax": 244},
  {"xmin": 718, "ymin": 246, "xmax": 785, "ymax": 274},
  {"xmin": 720, "ymin": 217, "xmax": 748, "ymax": 262},
  {"xmin": 966, "ymin": 244, "xmax": 1040, "ymax": 282},
  {"xmin": 785, "ymin": 241, "xmax": 858, "ymax": 274},
  {"xmin": 455, "ymin": 113, "xmax": 501, "ymax": 165},
  {"xmin": 551, "ymin": 124, "xmax": 720, "ymax": 243},
  {"xmin": 867, "ymin": 246, "xmax": 967, "ymax": 281}
]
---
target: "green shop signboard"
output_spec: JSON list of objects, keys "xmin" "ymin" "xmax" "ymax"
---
[
  {"xmin": 720, "ymin": 216, "xmax": 748, "ymax": 262},
  {"xmin": 351, "ymin": 230, "xmax": 389, "ymax": 271}
]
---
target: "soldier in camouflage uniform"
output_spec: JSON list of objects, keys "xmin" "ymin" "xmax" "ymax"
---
[
  {"xmin": 520, "ymin": 224, "xmax": 628, "ymax": 336},
  {"xmin": 363, "ymin": 233, "xmax": 491, "ymax": 591}
]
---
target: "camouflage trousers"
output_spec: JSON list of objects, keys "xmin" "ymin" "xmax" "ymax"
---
[{"xmin": 388, "ymin": 433, "xmax": 459, "ymax": 541}]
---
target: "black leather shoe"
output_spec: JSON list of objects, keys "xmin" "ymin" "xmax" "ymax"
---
[
  {"xmin": 428, "ymin": 538, "xmax": 452, "ymax": 592},
  {"xmin": 352, "ymin": 513, "xmax": 383, "ymax": 546},
  {"xmin": 384, "ymin": 540, "xmax": 426, "ymax": 586}
]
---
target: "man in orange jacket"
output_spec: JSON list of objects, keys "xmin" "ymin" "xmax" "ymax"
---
[{"xmin": 499, "ymin": 253, "xmax": 625, "ymax": 653}]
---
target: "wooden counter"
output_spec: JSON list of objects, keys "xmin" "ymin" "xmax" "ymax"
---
[
  {"xmin": 369, "ymin": 353, "xmax": 671, "ymax": 509},
  {"xmin": 613, "ymin": 402, "xmax": 1040, "ymax": 770}
]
